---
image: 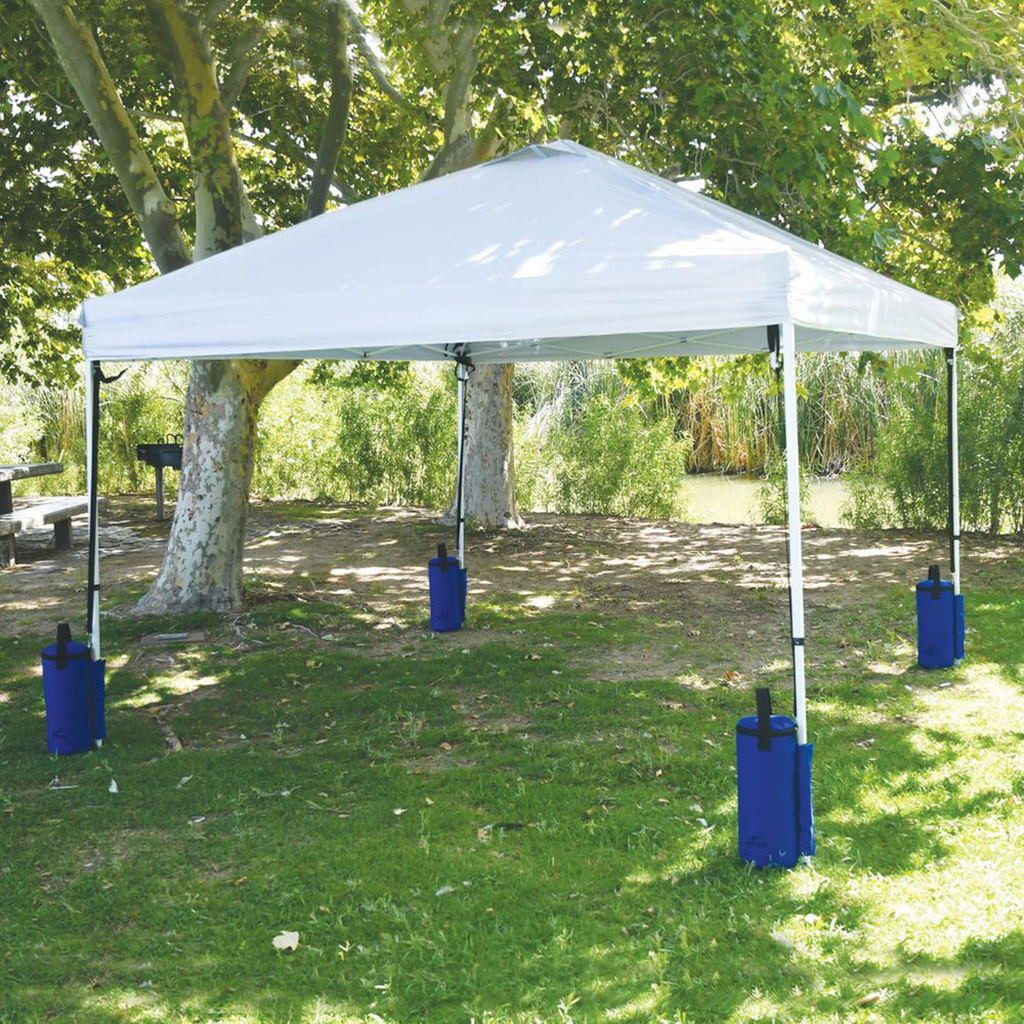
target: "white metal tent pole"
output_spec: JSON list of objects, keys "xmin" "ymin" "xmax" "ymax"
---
[
  {"xmin": 946, "ymin": 347, "xmax": 961, "ymax": 596},
  {"xmin": 455, "ymin": 362, "xmax": 468, "ymax": 567},
  {"xmin": 781, "ymin": 321, "xmax": 808, "ymax": 745},
  {"xmin": 85, "ymin": 360, "xmax": 101, "ymax": 660}
]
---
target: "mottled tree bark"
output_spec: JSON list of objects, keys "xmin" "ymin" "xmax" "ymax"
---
[
  {"xmin": 453, "ymin": 364, "xmax": 523, "ymax": 528},
  {"xmin": 400, "ymin": 3, "xmax": 520, "ymax": 528},
  {"xmin": 136, "ymin": 359, "xmax": 291, "ymax": 612},
  {"xmin": 33, "ymin": 0, "xmax": 341, "ymax": 614},
  {"xmin": 30, "ymin": 0, "xmax": 190, "ymax": 274}
]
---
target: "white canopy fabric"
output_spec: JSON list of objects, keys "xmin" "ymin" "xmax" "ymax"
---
[{"xmin": 79, "ymin": 140, "xmax": 957, "ymax": 363}]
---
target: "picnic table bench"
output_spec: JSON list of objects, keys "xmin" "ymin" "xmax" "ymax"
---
[
  {"xmin": 0, "ymin": 462, "xmax": 63, "ymax": 513},
  {"xmin": 0, "ymin": 463, "xmax": 96, "ymax": 566}
]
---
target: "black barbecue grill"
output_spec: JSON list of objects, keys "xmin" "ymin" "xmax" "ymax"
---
[{"xmin": 135, "ymin": 436, "xmax": 183, "ymax": 520}]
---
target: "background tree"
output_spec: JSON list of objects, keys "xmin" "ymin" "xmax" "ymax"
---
[
  {"xmin": 13, "ymin": 0, "xmax": 548, "ymax": 610},
  {"xmin": 7, "ymin": 0, "xmax": 1023, "ymax": 613}
]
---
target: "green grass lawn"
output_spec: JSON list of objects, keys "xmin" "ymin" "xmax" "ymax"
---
[{"xmin": 1, "ymin": 570, "xmax": 1022, "ymax": 1021}]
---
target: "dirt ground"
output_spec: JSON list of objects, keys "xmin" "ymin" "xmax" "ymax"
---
[{"xmin": 2, "ymin": 497, "xmax": 1021, "ymax": 678}]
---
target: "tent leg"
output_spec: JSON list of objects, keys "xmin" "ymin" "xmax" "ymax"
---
[
  {"xmin": 946, "ymin": 348, "xmax": 960, "ymax": 597},
  {"xmin": 85, "ymin": 360, "xmax": 101, "ymax": 661},
  {"xmin": 455, "ymin": 363, "xmax": 468, "ymax": 567},
  {"xmin": 781, "ymin": 322, "xmax": 807, "ymax": 745},
  {"xmin": 946, "ymin": 346, "xmax": 962, "ymax": 663}
]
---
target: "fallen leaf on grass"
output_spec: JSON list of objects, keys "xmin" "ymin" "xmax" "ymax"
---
[
  {"xmin": 108, "ymin": 779, "xmax": 118, "ymax": 794},
  {"xmin": 440, "ymin": 742, "xmax": 454, "ymax": 752},
  {"xmin": 271, "ymin": 930, "xmax": 300, "ymax": 952},
  {"xmin": 855, "ymin": 992, "xmax": 884, "ymax": 1007},
  {"xmin": 854, "ymin": 737, "xmax": 875, "ymax": 749},
  {"xmin": 393, "ymin": 807, "xmax": 407, "ymax": 816},
  {"xmin": 233, "ymin": 876, "xmax": 247, "ymax": 886},
  {"xmin": 436, "ymin": 885, "xmax": 455, "ymax": 897},
  {"xmin": 176, "ymin": 775, "xmax": 193, "ymax": 789},
  {"xmin": 424, "ymin": 797, "xmax": 434, "ymax": 805}
]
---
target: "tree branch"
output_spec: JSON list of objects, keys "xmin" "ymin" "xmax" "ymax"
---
[
  {"xmin": 330, "ymin": 0, "xmax": 413, "ymax": 108},
  {"xmin": 128, "ymin": 106, "xmax": 358, "ymax": 203},
  {"xmin": 441, "ymin": 20, "xmax": 479, "ymax": 141},
  {"xmin": 411, "ymin": 13, "xmax": 487, "ymax": 181},
  {"xmin": 144, "ymin": 0, "xmax": 246, "ymax": 257},
  {"xmin": 202, "ymin": 0, "xmax": 240, "ymax": 26},
  {"xmin": 30, "ymin": 0, "xmax": 191, "ymax": 274},
  {"xmin": 305, "ymin": 5, "xmax": 353, "ymax": 219},
  {"xmin": 220, "ymin": 22, "xmax": 268, "ymax": 110}
]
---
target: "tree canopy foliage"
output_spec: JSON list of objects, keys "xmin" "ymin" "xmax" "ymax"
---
[{"xmin": 4, "ymin": 1, "xmax": 1022, "ymax": 390}]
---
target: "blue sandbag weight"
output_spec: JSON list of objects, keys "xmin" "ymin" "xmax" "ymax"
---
[
  {"xmin": 916, "ymin": 564, "xmax": 955, "ymax": 669},
  {"xmin": 428, "ymin": 543, "xmax": 466, "ymax": 632},
  {"xmin": 41, "ymin": 623, "xmax": 106, "ymax": 755},
  {"xmin": 736, "ymin": 688, "xmax": 801, "ymax": 869}
]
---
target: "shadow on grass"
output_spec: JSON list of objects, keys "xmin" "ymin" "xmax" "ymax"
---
[{"xmin": 1, "ymin": 576, "xmax": 1021, "ymax": 1020}]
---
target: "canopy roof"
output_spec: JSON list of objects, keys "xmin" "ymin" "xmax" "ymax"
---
[{"xmin": 80, "ymin": 140, "xmax": 957, "ymax": 364}]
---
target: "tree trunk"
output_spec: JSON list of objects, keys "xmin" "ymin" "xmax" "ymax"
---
[
  {"xmin": 136, "ymin": 359, "xmax": 273, "ymax": 613},
  {"xmin": 450, "ymin": 364, "xmax": 523, "ymax": 528}
]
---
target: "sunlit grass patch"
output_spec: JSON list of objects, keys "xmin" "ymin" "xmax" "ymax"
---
[{"xmin": 0, "ymin": 583, "xmax": 1021, "ymax": 1021}]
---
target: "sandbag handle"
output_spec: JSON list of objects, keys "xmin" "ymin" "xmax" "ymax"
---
[
  {"xmin": 438, "ymin": 543, "xmax": 448, "ymax": 572},
  {"xmin": 928, "ymin": 563, "xmax": 941, "ymax": 600},
  {"xmin": 56, "ymin": 623, "xmax": 72, "ymax": 671},
  {"xmin": 755, "ymin": 687, "xmax": 773, "ymax": 751}
]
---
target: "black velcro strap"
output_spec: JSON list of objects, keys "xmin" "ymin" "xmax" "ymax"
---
[
  {"xmin": 928, "ymin": 563, "xmax": 941, "ymax": 599},
  {"xmin": 56, "ymin": 623, "xmax": 71, "ymax": 671},
  {"xmin": 755, "ymin": 687, "xmax": 772, "ymax": 751},
  {"xmin": 792, "ymin": 637, "xmax": 805, "ymax": 646},
  {"xmin": 438, "ymin": 543, "xmax": 448, "ymax": 571}
]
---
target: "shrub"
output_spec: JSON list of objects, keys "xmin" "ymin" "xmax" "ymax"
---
[{"xmin": 517, "ymin": 391, "xmax": 690, "ymax": 518}]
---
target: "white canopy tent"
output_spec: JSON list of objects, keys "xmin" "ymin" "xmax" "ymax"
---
[{"xmin": 79, "ymin": 139, "xmax": 961, "ymax": 759}]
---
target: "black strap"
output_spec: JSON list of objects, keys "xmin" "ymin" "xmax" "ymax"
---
[
  {"xmin": 56, "ymin": 623, "xmax": 71, "ymax": 671},
  {"xmin": 438, "ymin": 543, "xmax": 448, "ymax": 571},
  {"xmin": 737, "ymin": 687, "xmax": 796, "ymax": 746},
  {"xmin": 755, "ymin": 687, "xmax": 773, "ymax": 750},
  {"xmin": 928, "ymin": 563, "xmax": 941, "ymax": 600}
]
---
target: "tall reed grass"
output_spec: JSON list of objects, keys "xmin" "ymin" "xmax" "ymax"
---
[{"xmin": 2, "ymin": 331, "xmax": 1019, "ymax": 534}]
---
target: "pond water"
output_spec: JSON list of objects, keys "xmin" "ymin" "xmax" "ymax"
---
[{"xmin": 685, "ymin": 474, "xmax": 851, "ymax": 528}]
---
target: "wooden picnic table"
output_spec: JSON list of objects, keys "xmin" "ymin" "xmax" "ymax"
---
[{"xmin": 0, "ymin": 463, "xmax": 63, "ymax": 514}]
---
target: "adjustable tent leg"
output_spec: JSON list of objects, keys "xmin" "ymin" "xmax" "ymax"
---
[
  {"xmin": 455, "ymin": 363, "xmax": 468, "ymax": 568},
  {"xmin": 781, "ymin": 321, "xmax": 808, "ymax": 746},
  {"xmin": 946, "ymin": 346, "xmax": 963, "ymax": 662},
  {"xmin": 86, "ymin": 360, "xmax": 102, "ymax": 661}
]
